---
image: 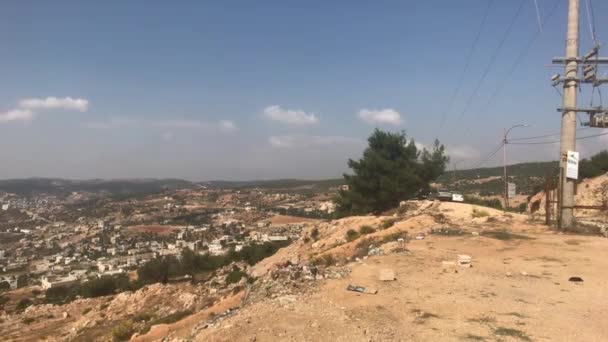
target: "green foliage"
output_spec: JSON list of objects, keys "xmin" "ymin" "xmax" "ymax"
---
[
  {"xmin": 22, "ymin": 317, "xmax": 36, "ymax": 325},
  {"xmin": 132, "ymin": 311, "xmax": 154, "ymax": 322},
  {"xmin": 0, "ymin": 281, "xmax": 10, "ymax": 292},
  {"xmin": 16, "ymin": 298, "xmax": 32, "ymax": 311},
  {"xmin": 111, "ymin": 320, "xmax": 135, "ymax": 341},
  {"xmin": 381, "ymin": 218, "xmax": 398, "ymax": 229},
  {"xmin": 579, "ymin": 150, "xmax": 608, "ymax": 179},
  {"xmin": 516, "ymin": 202, "xmax": 527, "ymax": 213},
  {"xmin": 464, "ymin": 196, "xmax": 502, "ymax": 210},
  {"xmin": 225, "ymin": 267, "xmax": 246, "ymax": 284},
  {"xmin": 311, "ymin": 228, "xmax": 320, "ymax": 241},
  {"xmin": 346, "ymin": 229, "xmax": 360, "ymax": 242},
  {"xmin": 359, "ymin": 225, "xmax": 376, "ymax": 235},
  {"xmin": 335, "ymin": 130, "xmax": 448, "ymax": 216},
  {"xmin": 379, "ymin": 231, "xmax": 408, "ymax": 244},
  {"xmin": 80, "ymin": 275, "xmax": 132, "ymax": 298}
]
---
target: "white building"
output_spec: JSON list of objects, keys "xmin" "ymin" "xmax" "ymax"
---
[{"xmin": 41, "ymin": 275, "xmax": 79, "ymax": 290}]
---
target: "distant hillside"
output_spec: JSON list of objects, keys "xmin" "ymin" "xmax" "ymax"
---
[
  {"xmin": 0, "ymin": 178, "xmax": 346, "ymax": 197},
  {"xmin": 0, "ymin": 178, "xmax": 196, "ymax": 196},
  {"xmin": 438, "ymin": 161, "xmax": 559, "ymax": 196},
  {"xmin": 202, "ymin": 178, "xmax": 345, "ymax": 191}
]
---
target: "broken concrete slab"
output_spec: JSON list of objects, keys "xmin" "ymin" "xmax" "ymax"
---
[
  {"xmin": 346, "ymin": 284, "xmax": 378, "ymax": 294},
  {"xmin": 457, "ymin": 254, "xmax": 472, "ymax": 268}
]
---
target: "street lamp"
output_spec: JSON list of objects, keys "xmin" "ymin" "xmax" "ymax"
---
[
  {"xmin": 503, "ymin": 124, "xmax": 530, "ymax": 209},
  {"xmin": 452, "ymin": 160, "xmax": 463, "ymax": 188}
]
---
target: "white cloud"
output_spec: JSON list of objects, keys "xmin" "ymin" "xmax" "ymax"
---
[
  {"xmin": 218, "ymin": 120, "xmax": 238, "ymax": 133},
  {"xmin": 358, "ymin": 108, "xmax": 402, "ymax": 126},
  {"xmin": 263, "ymin": 105, "xmax": 318, "ymax": 125},
  {"xmin": 0, "ymin": 109, "xmax": 33, "ymax": 123},
  {"xmin": 84, "ymin": 118, "xmax": 139, "ymax": 129},
  {"xmin": 19, "ymin": 97, "xmax": 89, "ymax": 112},
  {"xmin": 0, "ymin": 96, "xmax": 89, "ymax": 124},
  {"xmin": 269, "ymin": 135, "xmax": 364, "ymax": 149},
  {"xmin": 447, "ymin": 145, "xmax": 481, "ymax": 160}
]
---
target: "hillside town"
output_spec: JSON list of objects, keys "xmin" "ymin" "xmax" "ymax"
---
[{"xmin": 0, "ymin": 186, "xmax": 337, "ymax": 293}]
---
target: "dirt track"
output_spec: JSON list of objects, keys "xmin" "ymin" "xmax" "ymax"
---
[{"xmin": 195, "ymin": 229, "xmax": 608, "ymax": 341}]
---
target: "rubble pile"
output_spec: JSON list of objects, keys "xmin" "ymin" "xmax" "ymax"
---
[{"xmin": 247, "ymin": 261, "xmax": 350, "ymax": 304}]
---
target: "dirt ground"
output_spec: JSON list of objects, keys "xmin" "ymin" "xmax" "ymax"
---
[{"xmin": 195, "ymin": 229, "xmax": 608, "ymax": 341}]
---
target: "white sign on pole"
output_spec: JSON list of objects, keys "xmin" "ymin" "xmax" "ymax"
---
[
  {"xmin": 507, "ymin": 182, "xmax": 516, "ymax": 199},
  {"xmin": 566, "ymin": 150, "xmax": 579, "ymax": 179}
]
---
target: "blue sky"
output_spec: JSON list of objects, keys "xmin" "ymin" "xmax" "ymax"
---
[{"xmin": 1, "ymin": 0, "xmax": 607, "ymax": 180}]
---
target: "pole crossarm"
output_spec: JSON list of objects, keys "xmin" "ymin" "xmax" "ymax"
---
[
  {"xmin": 552, "ymin": 57, "xmax": 608, "ymax": 64},
  {"xmin": 556, "ymin": 107, "xmax": 608, "ymax": 113}
]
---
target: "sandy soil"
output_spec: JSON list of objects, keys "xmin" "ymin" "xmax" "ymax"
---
[{"xmin": 195, "ymin": 230, "xmax": 608, "ymax": 342}]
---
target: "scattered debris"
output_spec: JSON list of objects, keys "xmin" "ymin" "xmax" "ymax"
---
[
  {"xmin": 568, "ymin": 276, "xmax": 584, "ymax": 283},
  {"xmin": 520, "ymin": 271, "xmax": 528, "ymax": 277},
  {"xmin": 415, "ymin": 234, "xmax": 425, "ymax": 240},
  {"xmin": 346, "ymin": 284, "xmax": 378, "ymax": 294},
  {"xmin": 378, "ymin": 269, "xmax": 396, "ymax": 281},
  {"xmin": 367, "ymin": 244, "xmax": 383, "ymax": 256},
  {"xmin": 457, "ymin": 255, "xmax": 472, "ymax": 268}
]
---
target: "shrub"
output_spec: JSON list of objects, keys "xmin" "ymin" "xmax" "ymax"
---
[
  {"xmin": 464, "ymin": 196, "xmax": 502, "ymax": 209},
  {"xmin": 346, "ymin": 229, "xmax": 360, "ymax": 242},
  {"xmin": 311, "ymin": 254, "xmax": 336, "ymax": 267},
  {"xmin": 381, "ymin": 231, "xmax": 408, "ymax": 243},
  {"xmin": 311, "ymin": 228, "xmax": 320, "ymax": 241},
  {"xmin": 22, "ymin": 317, "xmax": 36, "ymax": 325},
  {"xmin": 132, "ymin": 311, "xmax": 154, "ymax": 322},
  {"xmin": 111, "ymin": 320, "xmax": 135, "ymax": 341},
  {"xmin": 516, "ymin": 203, "xmax": 527, "ymax": 213},
  {"xmin": 471, "ymin": 208, "xmax": 490, "ymax": 218},
  {"xmin": 359, "ymin": 225, "xmax": 376, "ymax": 235},
  {"xmin": 481, "ymin": 230, "xmax": 533, "ymax": 241},
  {"xmin": 381, "ymin": 219, "xmax": 397, "ymax": 229},
  {"xmin": 16, "ymin": 298, "xmax": 32, "ymax": 311},
  {"xmin": 225, "ymin": 267, "xmax": 246, "ymax": 284},
  {"xmin": 353, "ymin": 238, "xmax": 376, "ymax": 259}
]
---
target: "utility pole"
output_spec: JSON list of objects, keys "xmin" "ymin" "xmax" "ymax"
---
[
  {"xmin": 503, "ymin": 128, "xmax": 508, "ymax": 209},
  {"xmin": 558, "ymin": 0, "xmax": 579, "ymax": 229},
  {"xmin": 503, "ymin": 124, "xmax": 529, "ymax": 210}
]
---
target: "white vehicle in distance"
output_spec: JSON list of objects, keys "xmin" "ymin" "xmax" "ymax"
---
[{"xmin": 451, "ymin": 193, "xmax": 464, "ymax": 202}]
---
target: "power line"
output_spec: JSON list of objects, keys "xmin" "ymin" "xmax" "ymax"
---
[
  {"xmin": 584, "ymin": 0, "xmax": 599, "ymax": 45},
  {"xmin": 468, "ymin": 141, "xmax": 505, "ymax": 169},
  {"xmin": 453, "ymin": 0, "xmax": 527, "ymax": 125},
  {"xmin": 439, "ymin": 0, "xmax": 495, "ymax": 128},
  {"xmin": 509, "ymin": 127, "xmax": 591, "ymax": 141},
  {"xmin": 461, "ymin": 0, "xmax": 561, "ymax": 137},
  {"xmin": 509, "ymin": 131, "xmax": 608, "ymax": 145}
]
